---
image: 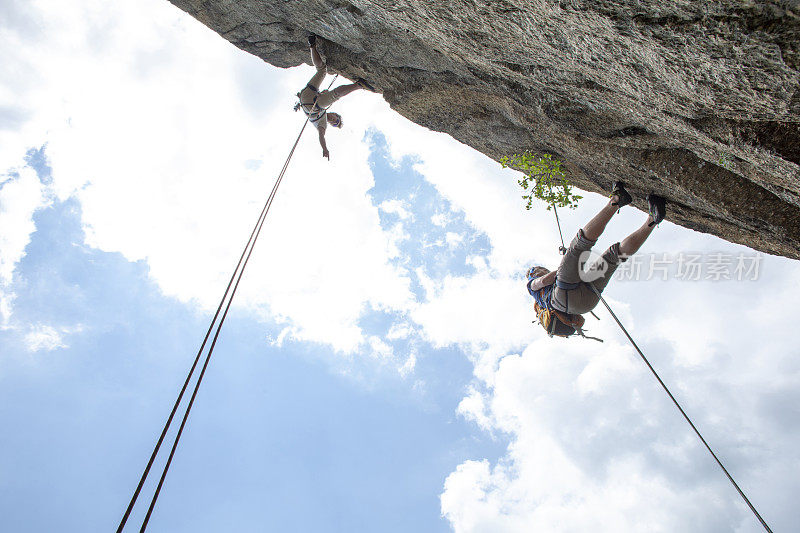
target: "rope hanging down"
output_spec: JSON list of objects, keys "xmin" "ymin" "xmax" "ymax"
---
[
  {"xmin": 548, "ymin": 203, "xmax": 773, "ymax": 533},
  {"xmin": 551, "ymin": 201, "xmax": 567, "ymax": 255},
  {"xmin": 117, "ymin": 75, "xmax": 338, "ymax": 533}
]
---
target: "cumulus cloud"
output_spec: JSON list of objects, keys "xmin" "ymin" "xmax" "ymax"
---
[
  {"xmin": 0, "ymin": 0, "xmax": 556, "ymax": 360},
  {"xmin": 379, "ymin": 199, "xmax": 413, "ymax": 220},
  {"xmin": 442, "ymin": 337, "xmax": 758, "ymax": 530},
  {"xmin": 342, "ymin": 100, "xmax": 800, "ymax": 531},
  {"xmin": 370, "ymin": 114, "xmax": 570, "ymax": 277},
  {"xmin": 445, "ymin": 231, "xmax": 463, "ymax": 247},
  {"xmin": 440, "ymin": 251, "xmax": 800, "ymax": 532},
  {"xmin": 24, "ymin": 324, "xmax": 69, "ymax": 352},
  {"xmin": 3, "ymin": 3, "xmax": 798, "ymax": 530},
  {"xmin": 0, "ymin": 167, "xmax": 48, "ymax": 324},
  {"xmin": 332, "ymin": 56, "xmax": 800, "ymax": 530},
  {"xmin": 411, "ymin": 268, "xmax": 532, "ymax": 352},
  {"xmin": 334, "ymin": 72, "xmax": 799, "ymax": 531},
  {"xmin": 0, "ymin": 168, "xmax": 47, "ymax": 283},
  {"xmin": 1, "ymin": 0, "xmax": 418, "ymax": 354}
]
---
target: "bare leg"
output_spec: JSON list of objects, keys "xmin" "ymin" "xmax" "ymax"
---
[
  {"xmin": 332, "ymin": 82, "xmax": 361, "ymax": 99},
  {"xmin": 305, "ymin": 44, "xmax": 327, "ymax": 91},
  {"xmin": 582, "ymin": 199, "xmax": 618, "ymax": 241},
  {"xmin": 310, "ymin": 44, "xmax": 325, "ymax": 70},
  {"xmin": 618, "ymin": 215, "xmax": 657, "ymax": 256}
]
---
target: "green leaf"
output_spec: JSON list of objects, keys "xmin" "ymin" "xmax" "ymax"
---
[{"xmin": 503, "ymin": 151, "xmax": 581, "ymax": 212}]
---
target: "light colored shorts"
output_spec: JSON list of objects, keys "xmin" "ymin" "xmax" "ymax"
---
[{"xmin": 299, "ymin": 66, "xmax": 340, "ymax": 111}]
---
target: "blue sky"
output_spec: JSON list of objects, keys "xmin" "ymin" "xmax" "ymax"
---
[
  {"xmin": 2, "ymin": 1, "xmax": 800, "ymax": 532},
  {"xmin": 0, "ymin": 138, "xmax": 504, "ymax": 532}
]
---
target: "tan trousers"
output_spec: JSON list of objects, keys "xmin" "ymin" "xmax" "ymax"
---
[{"xmin": 550, "ymin": 230, "xmax": 626, "ymax": 315}]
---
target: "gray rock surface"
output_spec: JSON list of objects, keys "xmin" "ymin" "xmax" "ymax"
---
[{"xmin": 170, "ymin": 0, "xmax": 800, "ymax": 259}]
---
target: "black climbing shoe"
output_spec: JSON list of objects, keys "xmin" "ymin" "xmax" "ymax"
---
[
  {"xmin": 610, "ymin": 181, "xmax": 632, "ymax": 209},
  {"xmin": 356, "ymin": 77, "xmax": 377, "ymax": 92},
  {"xmin": 647, "ymin": 194, "xmax": 666, "ymax": 227},
  {"xmin": 307, "ymin": 34, "xmax": 317, "ymax": 47}
]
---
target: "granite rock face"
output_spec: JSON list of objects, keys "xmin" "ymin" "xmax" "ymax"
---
[{"xmin": 170, "ymin": 0, "xmax": 800, "ymax": 259}]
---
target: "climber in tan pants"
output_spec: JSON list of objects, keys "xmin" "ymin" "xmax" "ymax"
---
[{"xmin": 527, "ymin": 183, "xmax": 667, "ymax": 316}]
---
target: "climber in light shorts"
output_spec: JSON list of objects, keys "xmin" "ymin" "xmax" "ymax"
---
[
  {"xmin": 296, "ymin": 34, "xmax": 376, "ymax": 160},
  {"xmin": 527, "ymin": 182, "xmax": 667, "ymax": 316}
]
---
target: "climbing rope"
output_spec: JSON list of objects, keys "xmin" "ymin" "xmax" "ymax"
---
[
  {"xmin": 548, "ymin": 202, "xmax": 773, "ymax": 533},
  {"xmin": 551, "ymin": 202, "xmax": 567, "ymax": 255},
  {"xmin": 117, "ymin": 75, "xmax": 339, "ymax": 532}
]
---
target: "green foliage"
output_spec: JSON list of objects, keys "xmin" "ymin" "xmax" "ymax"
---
[
  {"xmin": 717, "ymin": 153, "xmax": 734, "ymax": 171},
  {"xmin": 500, "ymin": 152, "xmax": 582, "ymax": 211}
]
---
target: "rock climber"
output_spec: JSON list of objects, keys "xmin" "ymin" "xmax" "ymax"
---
[
  {"xmin": 296, "ymin": 35, "xmax": 376, "ymax": 160},
  {"xmin": 526, "ymin": 182, "xmax": 666, "ymax": 333}
]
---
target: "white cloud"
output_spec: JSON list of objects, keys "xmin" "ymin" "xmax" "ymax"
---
[
  {"xmin": 411, "ymin": 267, "xmax": 533, "ymax": 352},
  {"xmin": 23, "ymin": 324, "xmax": 76, "ymax": 352},
  {"xmin": 445, "ymin": 231, "xmax": 463, "ymax": 247},
  {"xmin": 0, "ymin": 168, "xmax": 47, "ymax": 283},
  {"xmin": 379, "ymin": 199, "xmax": 412, "ymax": 220},
  {"xmin": 4, "ymin": 3, "xmax": 799, "ymax": 530},
  {"xmin": 346, "ymin": 94, "xmax": 800, "ymax": 530},
  {"xmin": 0, "ymin": 292, "xmax": 13, "ymax": 328},
  {"xmin": 456, "ymin": 387, "xmax": 492, "ymax": 431},
  {"xmin": 0, "ymin": 0, "xmax": 585, "ymax": 359},
  {"xmin": 369, "ymin": 110, "xmax": 572, "ymax": 277},
  {"xmin": 442, "ymin": 339, "xmax": 751, "ymax": 531},
  {"xmin": 441, "ymin": 448, "xmax": 733, "ymax": 533},
  {"xmin": 1, "ymin": 0, "xmax": 417, "ymax": 353},
  {"xmin": 431, "ymin": 213, "xmax": 448, "ymax": 227},
  {"xmin": 0, "ymin": 167, "xmax": 49, "ymax": 324},
  {"xmin": 441, "ymin": 250, "xmax": 800, "ymax": 532},
  {"xmin": 399, "ymin": 350, "xmax": 416, "ymax": 377},
  {"xmin": 267, "ymin": 326, "xmax": 294, "ymax": 347},
  {"xmin": 386, "ymin": 321, "xmax": 413, "ymax": 341}
]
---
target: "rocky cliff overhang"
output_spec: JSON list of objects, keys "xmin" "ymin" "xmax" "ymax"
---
[{"xmin": 170, "ymin": 0, "xmax": 800, "ymax": 259}]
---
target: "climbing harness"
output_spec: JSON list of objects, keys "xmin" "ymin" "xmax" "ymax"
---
[
  {"xmin": 117, "ymin": 76, "xmax": 339, "ymax": 533},
  {"xmin": 546, "ymin": 199, "xmax": 773, "ymax": 533},
  {"xmin": 294, "ymin": 74, "xmax": 339, "ymax": 127},
  {"xmin": 295, "ymin": 88, "xmax": 327, "ymax": 124},
  {"xmin": 528, "ymin": 206, "xmax": 601, "ymax": 341}
]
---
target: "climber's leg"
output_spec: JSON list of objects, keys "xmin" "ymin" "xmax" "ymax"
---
[
  {"xmin": 331, "ymin": 82, "xmax": 360, "ymax": 98},
  {"xmin": 618, "ymin": 216, "xmax": 656, "ymax": 257},
  {"xmin": 312, "ymin": 82, "xmax": 360, "ymax": 109},
  {"xmin": 581, "ymin": 199, "xmax": 618, "ymax": 241},
  {"xmin": 307, "ymin": 41, "xmax": 327, "ymax": 91},
  {"xmin": 586, "ymin": 212, "xmax": 655, "ymax": 297},
  {"xmin": 582, "ymin": 181, "xmax": 633, "ymax": 241},
  {"xmin": 589, "ymin": 243, "xmax": 626, "ymax": 294}
]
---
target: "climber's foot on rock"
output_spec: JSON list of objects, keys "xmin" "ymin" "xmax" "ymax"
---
[
  {"xmin": 647, "ymin": 194, "xmax": 666, "ymax": 227},
  {"xmin": 610, "ymin": 181, "xmax": 632, "ymax": 209}
]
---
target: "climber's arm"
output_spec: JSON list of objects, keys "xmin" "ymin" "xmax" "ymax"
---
[
  {"xmin": 529, "ymin": 270, "xmax": 557, "ymax": 291},
  {"xmin": 318, "ymin": 127, "xmax": 329, "ymax": 160}
]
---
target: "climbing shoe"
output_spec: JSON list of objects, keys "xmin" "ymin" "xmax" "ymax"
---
[
  {"xmin": 307, "ymin": 34, "xmax": 317, "ymax": 47},
  {"xmin": 356, "ymin": 77, "xmax": 377, "ymax": 92},
  {"xmin": 610, "ymin": 181, "xmax": 632, "ymax": 209},
  {"xmin": 647, "ymin": 194, "xmax": 666, "ymax": 227}
]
